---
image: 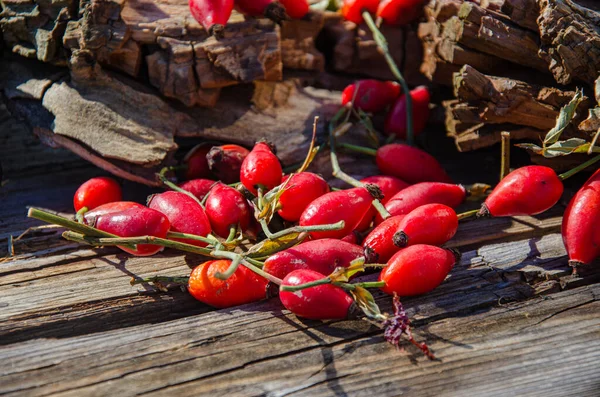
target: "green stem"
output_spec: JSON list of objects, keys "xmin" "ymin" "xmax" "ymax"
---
[
  {"xmin": 214, "ymin": 254, "xmax": 242, "ymax": 280},
  {"xmin": 268, "ymin": 221, "xmax": 344, "ymax": 240},
  {"xmin": 28, "ymin": 208, "xmax": 119, "ymax": 238},
  {"xmin": 457, "ymin": 209, "xmax": 479, "ymax": 221},
  {"xmin": 338, "ymin": 142, "xmax": 378, "ymax": 157},
  {"xmin": 75, "ymin": 207, "xmax": 88, "ymax": 224},
  {"xmin": 209, "ymin": 249, "xmax": 283, "ymax": 285},
  {"xmin": 62, "ymin": 231, "xmax": 213, "ymax": 256},
  {"xmin": 260, "ymin": 219, "xmax": 274, "ymax": 239},
  {"xmin": 500, "ymin": 131, "xmax": 511, "ymax": 180},
  {"xmin": 245, "ymin": 257, "xmax": 265, "ymax": 268},
  {"xmin": 130, "ymin": 275, "xmax": 189, "ymax": 286},
  {"xmin": 280, "ymin": 277, "xmax": 332, "ymax": 292},
  {"xmin": 362, "ymin": 11, "xmax": 414, "ymax": 145},
  {"xmin": 558, "ymin": 154, "xmax": 600, "ymax": 181},
  {"xmin": 157, "ymin": 170, "xmax": 203, "ymax": 207},
  {"xmin": 166, "ymin": 231, "xmax": 215, "ymax": 245},
  {"xmin": 340, "ymin": 281, "xmax": 386, "ymax": 290},
  {"xmin": 225, "ymin": 226, "xmax": 238, "ymax": 243}
]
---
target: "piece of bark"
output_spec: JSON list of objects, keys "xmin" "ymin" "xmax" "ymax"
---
[
  {"xmin": 280, "ymin": 11, "xmax": 325, "ymax": 72},
  {"xmin": 453, "ymin": 65, "xmax": 587, "ymax": 130},
  {"xmin": 501, "ymin": 0, "xmax": 540, "ymax": 31},
  {"xmin": 537, "ymin": 0, "xmax": 600, "ymax": 85},
  {"xmin": 451, "ymin": 124, "xmax": 544, "ymax": 152}
]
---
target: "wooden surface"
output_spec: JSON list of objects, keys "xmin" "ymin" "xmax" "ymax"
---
[{"xmin": 2, "ymin": 106, "xmax": 600, "ymax": 396}]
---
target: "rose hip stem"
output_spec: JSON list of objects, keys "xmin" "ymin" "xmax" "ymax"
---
[
  {"xmin": 457, "ymin": 209, "xmax": 479, "ymax": 221},
  {"xmin": 28, "ymin": 208, "xmax": 119, "ymax": 239},
  {"xmin": 362, "ymin": 11, "xmax": 414, "ymax": 145},
  {"xmin": 328, "ymin": 112, "xmax": 391, "ymax": 220},
  {"xmin": 166, "ymin": 231, "xmax": 216, "ymax": 246},
  {"xmin": 210, "ymin": 249, "xmax": 284, "ymax": 285},
  {"xmin": 500, "ymin": 131, "xmax": 511, "ymax": 180},
  {"xmin": 280, "ymin": 277, "xmax": 385, "ymax": 292},
  {"xmin": 557, "ymin": 154, "xmax": 600, "ymax": 181},
  {"xmin": 157, "ymin": 168, "xmax": 204, "ymax": 207},
  {"xmin": 260, "ymin": 220, "xmax": 345, "ymax": 241}
]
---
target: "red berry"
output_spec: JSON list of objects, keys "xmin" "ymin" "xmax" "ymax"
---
[
  {"xmin": 299, "ymin": 187, "xmax": 374, "ymax": 240},
  {"xmin": 188, "ymin": 260, "xmax": 270, "ymax": 308},
  {"xmin": 360, "ymin": 175, "xmax": 410, "ymax": 204},
  {"xmin": 280, "ymin": 269, "xmax": 354, "ymax": 320},
  {"xmin": 354, "ymin": 206, "xmax": 377, "ymax": 232},
  {"xmin": 376, "ymin": 0, "xmax": 425, "ymax": 26},
  {"xmin": 189, "ymin": 0, "xmax": 234, "ymax": 37},
  {"xmin": 376, "ymin": 143, "xmax": 452, "ymax": 184},
  {"xmin": 84, "ymin": 201, "xmax": 145, "ymax": 223},
  {"xmin": 235, "ymin": 0, "xmax": 288, "ymax": 22},
  {"xmin": 384, "ymin": 86, "xmax": 430, "ymax": 139},
  {"xmin": 363, "ymin": 215, "xmax": 406, "ymax": 263},
  {"xmin": 394, "ymin": 204, "xmax": 458, "ymax": 247},
  {"xmin": 341, "ymin": 0, "xmax": 380, "ymax": 24},
  {"xmin": 481, "ymin": 166, "xmax": 563, "ymax": 217},
  {"xmin": 380, "ymin": 245, "xmax": 458, "ymax": 296},
  {"xmin": 263, "ymin": 238, "xmax": 364, "ymax": 280},
  {"xmin": 240, "ymin": 142, "xmax": 283, "ymax": 195},
  {"xmin": 204, "ymin": 183, "xmax": 252, "ymax": 238},
  {"xmin": 279, "ymin": 0, "xmax": 309, "ymax": 19},
  {"xmin": 183, "ymin": 144, "xmax": 212, "ymax": 180},
  {"xmin": 148, "ymin": 191, "xmax": 212, "ymax": 247},
  {"xmin": 93, "ymin": 206, "xmax": 171, "ymax": 256},
  {"xmin": 341, "ymin": 80, "xmax": 401, "ymax": 113},
  {"xmin": 341, "ymin": 231, "xmax": 360, "ymax": 244},
  {"xmin": 73, "ymin": 177, "xmax": 122, "ymax": 212},
  {"xmin": 278, "ymin": 172, "xmax": 330, "ymax": 222},
  {"xmin": 378, "ymin": 182, "xmax": 465, "ymax": 223},
  {"xmin": 562, "ymin": 169, "xmax": 600, "ymax": 267},
  {"xmin": 206, "ymin": 144, "xmax": 249, "ymax": 184},
  {"xmin": 178, "ymin": 179, "xmax": 216, "ymax": 201}
]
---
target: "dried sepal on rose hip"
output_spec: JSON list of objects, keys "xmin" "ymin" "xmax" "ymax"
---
[
  {"xmin": 235, "ymin": 0, "xmax": 289, "ymax": 23},
  {"xmin": 206, "ymin": 144, "xmax": 249, "ymax": 184},
  {"xmin": 189, "ymin": 0, "xmax": 234, "ymax": 38}
]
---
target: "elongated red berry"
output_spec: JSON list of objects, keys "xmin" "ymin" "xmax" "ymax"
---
[
  {"xmin": 183, "ymin": 144, "xmax": 212, "ymax": 180},
  {"xmin": 394, "ymin": 204, "xmax": 457, "ymax": 247},
  {"xmin": 93, "ymin": 206, "xmax": 171, "ymax": 256},
  {"xmin": 84, "ymin": 201, "xmax": 145, "ymax": 223},
  {"xmin": 280, "ymin": 269, "xmax": 354, "ymax": 320},
  {"xmin": 263, "ymin": 239, "xmax": 364, "ymax": 280},
  {"xmin": 341, "ymin": 232, "xmax": 360, "ymax": 244},
  {"xmin": 378, "ymin": 182, "xmax": 465, "ymax": 223},
  {"xmin": 190, "ymin": 0, "xmax": 234, "ymax": 37},
  {"xmin": 376, "ymin": 143, "xmax": 452, "ymax": 184},
  {"xmin": 240, "ymin": 142, "xmax": 283, "ymax": 195},
  {"xmin": 74, "ymin": 177, "xmax": 122, "ymax": 212},
  {"xmin": 479, "ymin": 166, "xmax": 563, "ymax": 217},
  {"xmin": 204, "ymin": 183, "xmax": 252, "ymax": 238},
  {"xmin": 235, "ymin": 0, "xmax": 288, "ymax": 22},
  {"xmin": 148, "ymin": 191, "xmax": 212, "ymax": 247},
  {"xmin": 178, "ymin": 179, "xmax": 216, "ymax": 201},
  {"xmin": 361, "ymin": 175, "xmax": 410, "ymax": 204},
  {"xmin": 341, "ymin": 0, "xmax": 380, "ymax": 24},
  {"xmin": 341, "ymin": 80, "xmax": 401, "ymax": 113},
  {"xmin": 562, "ymin": 169, "xmax": 600, "ymax": 267},
  {"xmin": 377, "ymin": 0, "xmax": 425, "ymax": 26},
  {"xmin": 363, "ymin": 215, "xmax": 406, "ymax": 263},
  {"xmin": 278, "ymin": 172, "xmax": 330, "ymax": 222},
  {"xmin": 380, "ymin": 245, "xmax": 458, "ymax": 296},
  {"xmin": 299, "ymin": 187, "xmax": 374, "ymax": 239},
  {"xmin": 279, "ymin": 0, "xmax": 309, "ymax": 19},
  {"xmin": 384, "ymin": 86, "xmax": 430, "ymax": 139},
  {"xmin": 188, "ymin": 260, "xmax": 270, "ymax": 308},
  {"xmin": 206, "ymin": 144, "xmax": 249, "ymax": 184}
]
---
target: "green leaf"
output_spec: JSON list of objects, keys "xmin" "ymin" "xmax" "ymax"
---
[
  {"xmin": 544, "ymin": 89, "xmax": 584, "ymax": 145},
  {"xmin": 247, "ymin": 232, "xmax": 303, "ymax": 259},
  {"xmin": 544, "ymin": 138, "xmax": 590, "ymax": 158},
  {"xmin": 349, "ymin": 286, "xmax": 385, "ymax": 321}
]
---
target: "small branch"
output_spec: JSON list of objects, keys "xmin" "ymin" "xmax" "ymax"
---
[
  {"xmin": 214, "ymin": 254, "xmax": 242, "ymax": 280},
  {"xmin": 28, "ymin": 208, "xmax": 118, "ymax": 238},
  {"xmin": 558, "ymin": 154, "xmax": 600, "ymax": 181},
  {"xmin": 268, "ymin": 221, "xmax": 345, "ymax": 240},
  {"xmin": 157, "ymin": 169, "xmax": 204, "ymax": 207},
  {"xmin": 457, "ymin": 209, "xmax": 479, "ymax": 221},
  {"xmin": 209, "ymin": 249, "xmax": 283, "ymax": 285},
  {"xmin": 338, "ymin": 142, "xmax": 378, "ymax": 156},
  {"xmin": 75, "ymin": 207, "xmax": 88, "ymax": 224},
  {"xmin": 166, "ymin": 231, "xmax": 215, "ymax": 245},
  {"xmin": 280, "ymin": 277, "xmax": 332, "ymax": 292},
  {"xmin": 500, "ymin": 131, "xmax": 511, "ymax": 180}
]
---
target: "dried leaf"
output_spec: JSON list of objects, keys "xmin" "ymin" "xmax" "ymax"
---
[
  {"xmin": 544, "ymin": 138, "xmax": 590, "ymax": 158},
  {"xmin": 544, "ymin": 89, "xmax": 583, "ymax": 145},
  {"xmin": 515, "ymin": 143, "xmax": 544, "ymax": 155},
  {"xmin": 247, "ymin": 232, "xmax": 303, "ymax": 259},
  {"xmin": 329, "ymin": 257, "xmax": 367, "ymax": 282},
  {"xmin": 465, "ymin": 183, "xmax": 492, "ymax": 201},
  {"xmin": 349, "ymin": 286, "xmax": 385, "ymax": 321}
]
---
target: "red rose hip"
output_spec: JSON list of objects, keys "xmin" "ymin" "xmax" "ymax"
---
[
  {"xmin": 341, "ymin": 0, "xmax": 380, "ymax": 24},
  {"xmin": 376, "ymin": 143, "xmax": 452, "ymax": 184},
  {"xmin": 278, "ymin": 172, "xmax": 329, "ymax": 222},
  {"xmin": 189, "ymin": 0, "xmax": 234, "ymax": 38},
  {"xmin": 341, "ymin": 80, "xmax": 401, "ymax": 113},
  {"xmin": 384, "ymin": 86, "xmax": 430, "ymax": 140},
  {"xmin": 363, "ymin": 215, "xmax": 406, "ymax": 263},
  {"xmin": 204, "ymin": 183, "xmax": 252, "ymax": 238},
  {"xmin": 74, "ymin": 177, "xmax": 122, "ymax": 212},
  {"xmin": 394, "ymin": 204, "xmax": 458, "ymax": 247},
  {"xmin": 240, "ymin": 142, "xmax": 283, "ymax": 195},
  {"xmin": 206, "ymin": 144, "xmax": 249, "ymax": 184}
]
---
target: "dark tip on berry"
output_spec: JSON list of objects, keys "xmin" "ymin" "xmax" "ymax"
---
[
  {"xmin": 208, "ymin": 24, "xmax": 225, "ymax": 39},
  {"xmin": 146, "ymin": 194, "xmax": 157, "ymax": 207},
  {"xmin": 257, "ymin": 139, "xmax": 277, "ymax": 155},
  {"xmin": 365, "ymin": 183, "xmax": 384, "ymax": 200},
  {"xmin": 266, "ymin": 282, "xmax": 280, "ymax": 299},
  {"xmin": 237, "ymin": 184, "xmax": 255, "ymax": 200},
  {"xmin": 568, "ymin": 260, "xmax": 585, "ymax": 276},
  {"xmin": 364, "ymin": 246, "xmax": 379, "ymax": 263},
  {"xmin": 264, "ymin": 1, "xmax": 289, "ymax": 24},
  {"xmin": 393, "ymin": 231, "xmax": 408, "ymax": 247},
  {"xmin": 206, "ymin": 146, "xmax": 224, "ymax": 170},
  {"xmin": 448, "ymin": 248, "xmax": 462, "ymax": 263},
  {"xmin": 346, "ymin": 301, "xmax": 361, "ymax": 320},
  {"xmin": 476, "ymin": 203, "xmax": 491, "ymax": 218}
]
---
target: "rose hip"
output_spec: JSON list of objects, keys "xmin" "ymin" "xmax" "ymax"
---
[
  {"xmin": 204, "ymin": 183, "xmax": 252, "ymax": 238},
  {"xmin": 93, "ymin": 206, "xmax": 171, "ymax": 256},
  {"xmin": 279, "ymin": 0, "xmax": 308, "ymax": 19},
  {"xmin": 206, "ymin": 144, "xmax": 249, "ymax": 184},
  {"xmin": 183, "ymin": 144, "xmax": 212, "ymax": 180},
  {"xmin": 178, "ymin": 179, "xmax": 216, "ymax": 201},
  {"xmin": 384, "ymin": 86, "xmax": 430, "ymax": 140},
  {"xmin": 360, "ymin": 175, "xmax": 410, "ymax": 204},
  {"xmin": 363, "ymin": 215, "xmax": 406, "ymax": 263},
  {"xmin": 240, "ymin": 142, "xmax": 283, "ymax": 195},
  {"xmin": 299, "ymin": 187, "xmax": 374, "ymax": 239},
  {"xmin": 380, "ymin": 245, "xmax": 458, "ymax": 296},
  {"xmin": 341, "ymin": 80, "xmax": 401, "ymax": 113},
  {"xmin": 376, "ymin": 0, "xmax": 425, "ymax": 26},
  {"xmin": 278, "ymin": 172, "xmax": 330, "ymax": 222},
  {"xmin": 376, "ymin": 143, "xmax": 452, "ymax": 184},
  {"xmin": 341, "ymin": 0, "xmax": 380, "ymax": 24},
  {"xmin": 479, "ymin": 166, "xmax": 563, "ymax": 217},
  {"xmin": 263, "ymin": 239, "xmax": 364, "ymax": 280},
  {"xmin": 235, "ymin": 0, "xmax": 288, "ymax": 22},
  {"xmin": 188, "ymin": 260, "xmax": 270, "ymax": 308},
  {"xmin": 280, "ymin": 269, "xmax": 354, "ymax": 320},
  {"xmin": 562, "ymin": 169, "xmax": 600, "ymax": 267},
  {"xmin": 394, "ymin": 204, "xmax": 458, "ymax": 247},
  {"xmin": 73, "ymin": 177, "xmax": 122, "ymax": 212},
  {"xmin": 378, "ymin": 182, "xmax": 465, "ymax": 223},
  {"xmin": 148, "ymin": 191, "xmax": 212, "ymax": 247},
  {"xmin": 84, "ymin": 201, "xmax": 145, "ymax": 224},
  {"xmin": 341, "ymin": 231, "xmax": 360, "ymax": 244},
  {"xmin": 189, "ymin": 0, "xmax": 234, "ymax": 38}
]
